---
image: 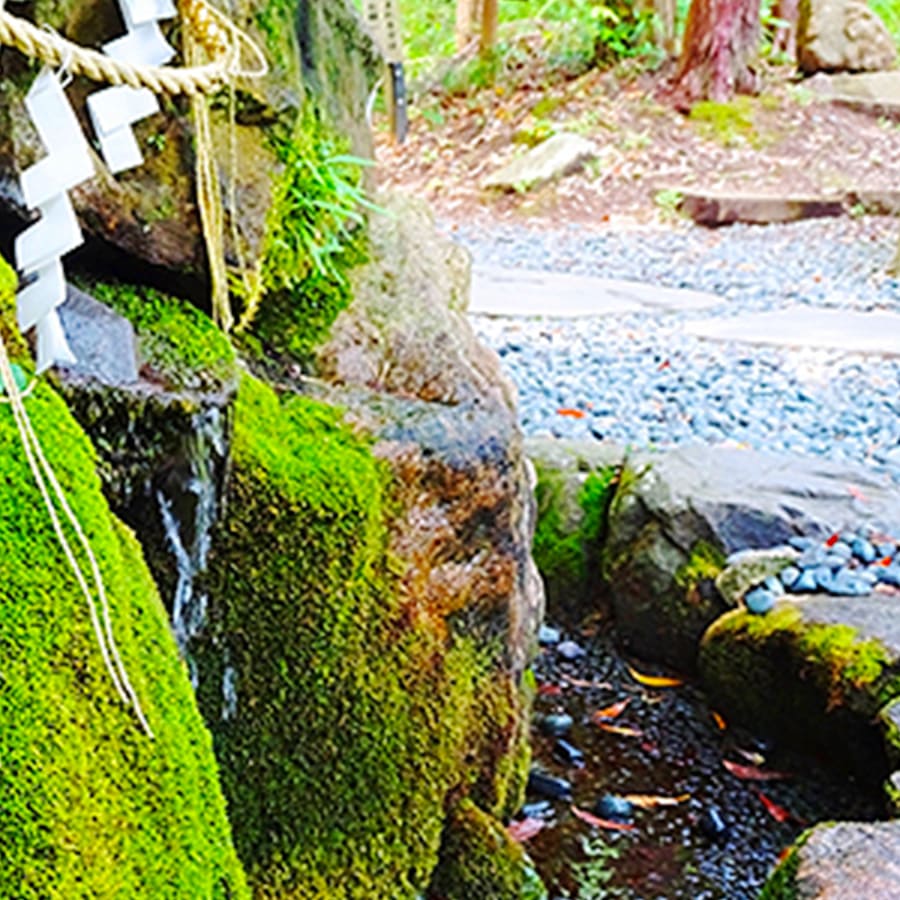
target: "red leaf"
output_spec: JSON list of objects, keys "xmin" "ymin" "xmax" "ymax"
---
[
  {"xmin": 507, "ymin": 818, "xmax": 546, "ymax": 842},
  {"xmin": 657, "ymin": 359, "xmax": 671, "ymax": 371},
  {"xmin": 597, "ymin": 723, "xmax": 644, "ymax": 738},
  {"xmin": 537, "ymin": 683, "xmax": 563, "ymax": 697},
  {"xmin": 757, "ymin": 791, "xmax": 792, "ymax": 823},
  {"xmin": 722, "ymin": 760, "xmax": 792, "ymax": 781},
  {"xmin": 825, "ymin": 533, "xmax": 840, "ymax": 547},
  {"xmin": 571, "ymin": 805, "xmax": 636, "ymax": 831},
  {"xmin": 592, "ymin": 698, "xmax": 631, "ymax": 722},
  {"xmin": 556, "ymin": 408, "xmax": 586, "ymax": 419}
]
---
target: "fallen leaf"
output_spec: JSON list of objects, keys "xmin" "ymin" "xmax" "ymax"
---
[
  {"xmin": 825, "ymin": 532, "xmax": 841, "ymax": 547},
  {"xmin": 711, "ymin": 711, "xmax": 727, "ymax": 731},
  {"xmin": 571, "ymin": 805, "xmax": 636, "ymax": 832},
  {"xmin": 597, "ymin": 723, "xmax": 644, "ymax": 738},
  {"xmin": 626, "ymin": 665, "xmax": 683, "ymax": 688},
  {"xmin": 507, "ymin": 818, "xmax": 546, "ymax": 842},
  {"xmin": 621, "ymin": 793, "xmax": 689, "ymax": 809},
  {"xmin": 847, "ymin": 485, "xmax": 869, "ymax": 503},
  {"xmin": 592, "ymin": 698, "xmax": 631, "ymax": 722},
  {"xmin": 556, "ymin": 408, "xmax": 586, "ymax": 419},
  {"xmin": 734, "ymin": 747, "xmax": 766, "ymax": 766},
  {"xmin": 657, "ymin": 359, "xmax": 671, "ymax": 371},
  {"xmin": 757, "ymin": 791, "xmax": 793, "ymax": 823},
  {"xmin": 722, "ymin": 760, "xmax": 792, "ymax": 781},
  {"xmin": 537, "ymin": 683, "xmax": 563, "ymax": 697}
]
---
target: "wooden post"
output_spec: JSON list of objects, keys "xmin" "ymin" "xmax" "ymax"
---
[{"xmin": 456, "ymin": 0, "xmax": 475, "ymax": 51}]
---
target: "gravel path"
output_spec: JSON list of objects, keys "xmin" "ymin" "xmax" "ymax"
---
[{"xmin": 449, "ymin": 217, "xmax": 900, "ymax": 483}]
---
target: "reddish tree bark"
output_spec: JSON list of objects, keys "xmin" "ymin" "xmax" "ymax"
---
[{"xmin": 669, "ymin": 0, "xmax": 762, "ymax": 110}]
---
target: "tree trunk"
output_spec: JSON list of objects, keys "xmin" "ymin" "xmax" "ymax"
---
[
  {"xmin": 771, "ymin": 0, "xmax": 799, "ymax": 58},
  {"xmin": 669, "ymin": 0, "xmax": 761, "ymax": 110},
  {"xmin": 455, "ymin": 0, "xmax": 480, "ymax": 51},
  {"xmin": 480, "ymin": 0, "xmax": 498, "ymax": 58}
]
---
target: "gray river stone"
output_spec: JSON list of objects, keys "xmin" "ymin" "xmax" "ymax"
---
[
  {"xmin": 482, "ymin": 133, "xmax": 598, "ymax": 192},
  {"xmin": 604, "ymin": 444, "xmax": 900, "ymax": 671},
  {"xmin": 58, "ymin": 285, "xmax": 139, "ymax": 387}
]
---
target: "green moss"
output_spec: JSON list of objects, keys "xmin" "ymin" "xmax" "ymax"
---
[
  {"xmin": 690, "ymin": 97, "xmax": 761, "ymax": 147},
  {"xmin": 532, "ymin": 464, "xmax": 618, "ymax": 614},
  {"xmin": 0, "ymin": 258, "xmax": 247, "ymax": 898},
  {"xmin": 196, "ymin": 375, "xmax": 518, "ymax": 897},
  {"xmin": 674, "ymin": 540, "xmax": 726, "ymax": 592},
  {"xmin": 758, "ymin": 830, "xmax": 810, "ymax": 900},
  {"xmin": 243, "ymin": 107, "xmax": 372, "ymax": 365},
  {"xmin": 428, "ymin": 800, "xmax": 548, "ymax": 900},
  {"xmin": 82, "ymin": 280, "xmax": 237, "ymax": 392}
]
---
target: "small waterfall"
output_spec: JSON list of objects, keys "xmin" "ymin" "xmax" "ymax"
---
[{"xmin": 157, "ymin": 406, "xmax": 226, "ymax": 687}]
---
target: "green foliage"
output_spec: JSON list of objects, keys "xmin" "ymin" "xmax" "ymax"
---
[
  {"xmin": 758, "ymin": 832, "xmax": 808, "ymax": 900},
  {"xmin": 571, "ymin": 835, "xmax": 625, "ymax": 900},
  {"xmin": 690, "ymin": 97, "xmax": 759, "ymax": 147},
  {"xmin": 591, "ymin": 0, "xmax": 662, "ymax": 67},
  {"xmin": 83, "ymin": 280, "xmax": 237, "ymax": 392},
  {"xmin": 0, "ymin": 257, "xmax": 247, "ymax": 899},
  {"xmin": 871, "ymin": 0, "xmax": 900, "ymax": 49},
  {"xmin": 196, "ymin": 376, "xmax": 521, "ymax": 897},
  {"xmin": 428, "ymin": 800, "xmax": 547, "ymax": 900},
  {"xmin": 245, "ymin": 109, "xmax": 373, "ymax": 361}
]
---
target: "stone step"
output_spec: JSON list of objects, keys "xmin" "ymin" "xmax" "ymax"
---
[
  {"xmin": 682, "ymin": 307, "xmax": 900, "ymax": 356},
  {"xmin": 678, "ymin": 190, "xmax": 845, "ymax": 226},
  {"xmin": 469, "ymin": 265, "xmax": 724, "ymax": 317}
]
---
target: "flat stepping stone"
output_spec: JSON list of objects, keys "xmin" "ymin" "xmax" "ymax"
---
[
  {"xmin": 678, "ymin": 189, "xmax": 844, "ymax": 226},
  {"xmin": 470, "ymin": 266, "xmax": 723, "ymax": 317},
  {"xmin": 683, "ymin": 307, "xmax": 900, "ymax": 356}
]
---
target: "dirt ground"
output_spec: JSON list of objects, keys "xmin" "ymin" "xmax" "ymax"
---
[{"xmin": 372, "ymin": 52, "xmax": 900, "ymax": 233}]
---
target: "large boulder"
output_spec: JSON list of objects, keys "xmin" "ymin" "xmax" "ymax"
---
[
  {"xmin": 762, "ymin": 822, "xmax": 900, "ymax": 899},
  {"xmin": 798, "ymin": 0, "xmax": 898, "ymax": 74},
  {"xmin": 0, "ymin": 257, "xmax": 247, "ymax": 897},
  {"xmin": 0, "ymin": 0, "xmax": 377, "ymax": 286},
  {"xmin": 603, "ymin": 444, "xmax": 899, "ymax": 671}
]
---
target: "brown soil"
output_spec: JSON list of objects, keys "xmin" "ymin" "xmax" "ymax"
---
[{"xmin": 372, "ymin": 56, "xmax": 900, "ymax": 233}]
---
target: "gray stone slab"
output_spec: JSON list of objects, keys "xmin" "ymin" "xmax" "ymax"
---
[
  {"xmin": 679, "ymin": 189, "xmax": 844, "ymax": 226},
  {"xmin": 482, "ymin": 132, "xmax": 597, "ymax": 192},
  {"xmin": 470, "ymin": 266, "xmax": 723, "ymax": 318},
  {"xmin": 808, "ymin": 71, "xmax": 900, "ymax": 120},
  {"xmin": 683, "ymin": 307, "xmax": 900, "ymax": 356},
  {"xmin": 58, "ymin": 285, "xmax": 139, "ymax": 386}
]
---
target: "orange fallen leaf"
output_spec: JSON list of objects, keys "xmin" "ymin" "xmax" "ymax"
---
[
  {"xmin": 757, "ymin": 791, "xmax": 793, "ymax": 823},
  {"xmin": 621, "ymin": 793, "xmax": 689, "ymax": 809},
  {"xmin": 571, "ymin": 805, "xmax": 636, "ymax": 832},
  {"xmin": 507, "ymin": 817, "xmax": 546, "ymax": 842},
  {"xmin": 626, "ymin": 665, "xmax": 683, "ymax": 689},
  {"xmin": 556, "ymin": 408, "xmax": 586, "ymax": 419},
  {"xmin": 597, "ymin": 723, "xmax": 644, "ymax": 738},
  {"xmin": 722, "ymin": 760, "xmax": 792, "ymax": 781},
  {"xmin": 592, "ymin": 698, "xmax": 631, "ymax": 722},
  {"xmin": 711, "ymin": 711, "xmax": 727, "ymax": 731}
]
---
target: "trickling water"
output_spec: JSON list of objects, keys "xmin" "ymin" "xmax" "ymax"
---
[{"xmin": 157, "ymin": 406, "xmax": 226, "ymax": 687}]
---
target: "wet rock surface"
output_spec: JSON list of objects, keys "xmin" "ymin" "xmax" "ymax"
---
[{"xmin": 520, "ymin": 622, "xmax": 883, "ymax": 900}]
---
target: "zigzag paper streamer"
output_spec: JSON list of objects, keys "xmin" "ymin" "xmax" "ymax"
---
[
  {"xmin": 14, "ymin": 69, "xmax": 94, "ymax": 373},
  {"xmin": 87, "ymin": 0, "xmax": 175, "ymax": 174}
]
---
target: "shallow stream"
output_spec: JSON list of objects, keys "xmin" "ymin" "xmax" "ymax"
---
[{"xmin": 521, "ymin": 618, "xmax": 884, "ymax": 899}]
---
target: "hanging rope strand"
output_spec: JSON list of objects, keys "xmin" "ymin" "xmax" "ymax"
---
[{"xmin": 0, "ymin": 337, "xmax": 155, "ymax": 735}]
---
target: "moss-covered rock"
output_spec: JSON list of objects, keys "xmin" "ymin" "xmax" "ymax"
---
[
  {"xmin": 700, "ymin": 598, "xmax": 900, "ymax": 779},
  {"xmin": 0, "ymin": 256, "xmax": 247, "ymax": 898},
  {"xmin": 427, "ymin": 800, "xmax": 548, "ymax": 900},
  {"xmin": 193, "ymin": 375, "xmax": 535, "ymax": 897},
  {"xmin": 526, "ymin": 438, "xmax": 624, "ymax": 622}
]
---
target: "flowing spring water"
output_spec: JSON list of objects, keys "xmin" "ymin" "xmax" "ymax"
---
[{"xmin": 157, "ymin": 406, "xmax": 226, "ymax": 688}]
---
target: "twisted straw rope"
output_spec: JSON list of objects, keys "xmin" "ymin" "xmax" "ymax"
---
[{"xmin": 0, "ymin": 0, "xmax": 266, "ymax": 96}]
